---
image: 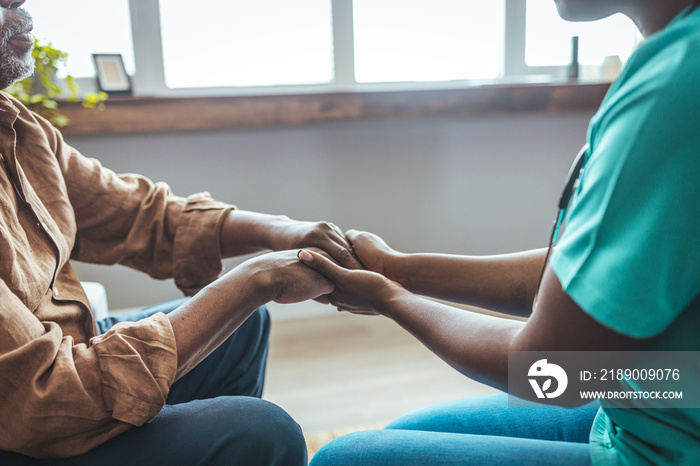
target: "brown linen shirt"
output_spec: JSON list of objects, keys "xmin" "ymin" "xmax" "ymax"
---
[{"xmin": 0, "ymin": 92, "xmax": 234, "ymax": 458}]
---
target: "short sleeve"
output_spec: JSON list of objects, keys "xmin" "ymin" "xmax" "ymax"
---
[{"xmin": 549, "ymin": 45, "xmax": 700, "ymax": 338}]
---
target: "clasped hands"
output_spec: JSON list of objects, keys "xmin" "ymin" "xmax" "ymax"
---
[
  {"xmin": 240, "ymin": 218, "xmax": 405, "ymax": 317},
  {"xmin": 296, "ymin": 229, "xmax": 406, "ymax": 316}
]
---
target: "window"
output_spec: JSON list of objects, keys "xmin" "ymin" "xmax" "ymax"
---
[
  {"xmin": 159, "ymin": 0, "xmax": 334, "ymax": 89},
  {"xmin": 30, "ymin": 0, "xmax": 135, "ymax": 78},
  {"xmin": 353, "ymin": 0, "xmax": 504, "ymax": 83},
  {"xmin": 24, "ymin": 0, "xmax": 641, "ymax": 96}
]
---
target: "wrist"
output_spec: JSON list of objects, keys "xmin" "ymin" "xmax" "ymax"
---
[
  {"xmin": 383, "ymin": 251, "xmax": 411, "ymax": 288},
  {"xmin": 374, "ymin": 281, "xmax": 412, "ymax": 318},
  {"xmin": 237, "ymin": 257, "xmax": 280, "ymax": 303},
  {"xmin": 264, "ymin": 214, "xmax": 294, "ymax": 250},
  {"xmin": 221, "ymin": 211, "xmax": 291, "ymax": 256}
]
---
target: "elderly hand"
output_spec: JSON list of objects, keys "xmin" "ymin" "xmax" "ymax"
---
[
  {"xmin": 236, "ymin": 249, "xmax": 335, "ymax": 304},
  {"xmin": 269, "ymin": 218, "xmax": 363, "ymax": 270},
  {"xmin": 220, "ymin": 211, "xmax": 362, "ymax": 270}
]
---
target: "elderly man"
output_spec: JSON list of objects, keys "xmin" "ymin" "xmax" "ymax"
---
[{"xmin": 0, "ymin": 1, "xmax": 354, "ymax": 464}]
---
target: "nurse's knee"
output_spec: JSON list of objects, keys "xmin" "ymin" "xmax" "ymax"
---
[{"xmin": 310, "ymin": 430, "xmax": 384, "ymax": 466}]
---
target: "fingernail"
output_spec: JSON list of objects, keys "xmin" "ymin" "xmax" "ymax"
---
[{"xmin": 298, "ymin": 250, "xmax": 313, "ymax": 262}]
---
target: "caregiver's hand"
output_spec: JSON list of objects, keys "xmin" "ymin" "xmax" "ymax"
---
[
  {"xmin": 297, "ymin": 249, "xmax": 407, "ymax": 316},
  {"xmin": 344, "ymin": 229, "xmax": 404, "ymax": 280}
]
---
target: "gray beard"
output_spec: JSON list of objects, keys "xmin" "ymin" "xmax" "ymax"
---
[{"xmin": 0, "ymin": 8, "xmax": 35, "ymax": 90}]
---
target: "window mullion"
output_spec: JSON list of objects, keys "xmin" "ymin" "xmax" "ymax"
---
[
  {"xmin": 504, "ymin": 0, "xmax": 527, "ymax": 77},
  {"xmin": 331, "ymin": 0, "xmax": 357, "ymax": 91},
  {"xmin": 129, "ymin": 0, "xmax": 167, "ymax": 95}
]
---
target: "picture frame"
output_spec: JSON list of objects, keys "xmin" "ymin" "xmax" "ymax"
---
[{"xmin": 92, "ymin": 54, "xmax": 132, "ymax": 94}]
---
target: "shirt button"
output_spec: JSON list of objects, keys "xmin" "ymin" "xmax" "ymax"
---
[{"xmin": 53, "ymin": 287, "xmax": 59, "ymax": 298}]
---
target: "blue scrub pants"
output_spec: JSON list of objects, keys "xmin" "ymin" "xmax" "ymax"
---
[
  {"xmin": 310, "ymin": 393, "xmax": 599, "ymax": 466},
  {"xmin": 0, "ymin": 300, "xmax": 307, "ymax": 466}
]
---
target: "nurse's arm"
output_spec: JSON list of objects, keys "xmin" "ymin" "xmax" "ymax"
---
[
  {"xmin": 299, "ymin": 250, "xmax": 649, "ymax": 404},
  {"xmin": 345, "ymin": 229, "xmax": 547, "ymax": 317}
]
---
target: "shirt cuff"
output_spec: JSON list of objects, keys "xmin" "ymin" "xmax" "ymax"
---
[
  {"xmin": 173, "ymin": 192, "xmax": 235, "ymax": 296},
  {"xmin": 91, "ymin": 312, "xmax": 177, "ymax": 426}
]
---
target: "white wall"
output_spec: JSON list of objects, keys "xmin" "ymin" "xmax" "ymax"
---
[{"xmin": 66, "ymin": 110, "xmax": 592, "ymax": 311}]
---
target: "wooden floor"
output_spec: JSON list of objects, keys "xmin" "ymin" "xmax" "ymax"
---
[{"xmin": 262, "ymin": 309, "xmax": 498, "ymax": 438}]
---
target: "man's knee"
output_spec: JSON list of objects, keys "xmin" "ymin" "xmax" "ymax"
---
[
  {"xmin": 217, "ymin": 397, "xmax": 307, "ymax": 466},
  {"xmin": 159, "ymin": 397, "xmax": 307, "ymax": 465}
]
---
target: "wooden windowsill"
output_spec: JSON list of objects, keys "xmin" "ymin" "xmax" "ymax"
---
[{"xmin": 59, "ymin": 81, "xmax": 610, "ymax": 136}]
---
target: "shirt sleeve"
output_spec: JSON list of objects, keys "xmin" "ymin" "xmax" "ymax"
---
[
  {"xmin": 50, "ymin": 128, "xmax": 234, "ymax": 296},
  {"xmin": 0, "ymin": 282, "xmax": 177, "ymax": 459},
  {"xmin": 549, "ymin": 48, "xmax": 700, "ymax": 338}
]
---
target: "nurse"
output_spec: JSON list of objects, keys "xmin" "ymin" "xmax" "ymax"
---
[{"xmin": 302, "ymin": 0, "xmax": 700, "ymax": 464}]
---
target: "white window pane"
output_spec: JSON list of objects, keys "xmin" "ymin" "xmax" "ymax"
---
[
  {"xmin": 525, "ymin": 0, "xmax": 639, "ymax": 67},
  {"xmin": 28, "ymin": 0, "xmax": 134, "ymax": 78},
  {"xmin": 353, "ymin": 0, "xmax": 504, "ymax": 83},
  {"xmin": 160, "ymin": 0, "xmax": 334, "ymax": 89}
]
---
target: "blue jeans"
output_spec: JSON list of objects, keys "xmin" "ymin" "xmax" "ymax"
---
[
  {"xmin": 310, "ymin": 393, "xmax": 599, "ymax": 466},
  {"xmin": 0, "ymin": 301, "xmax": 307, "ymax": 466}
]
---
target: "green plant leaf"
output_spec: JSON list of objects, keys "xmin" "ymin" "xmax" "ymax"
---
[{"xmin": 6, "ymin": 38, "xmax": 108, "ymax": 127}]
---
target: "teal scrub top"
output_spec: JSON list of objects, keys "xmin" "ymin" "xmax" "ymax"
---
[{"xmin": 549, "ymin": 6, "xmax": 700, "ymax": 465}]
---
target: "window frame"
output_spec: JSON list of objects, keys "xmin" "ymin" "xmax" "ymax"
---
[{"xmin": 69, "ymin": 0, "xmax": 617, "ymax": 98}]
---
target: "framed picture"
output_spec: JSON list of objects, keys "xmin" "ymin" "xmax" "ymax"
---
[{"xmin": 92, "ymin": 54, "xmax": 131, "ymax": 94}]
